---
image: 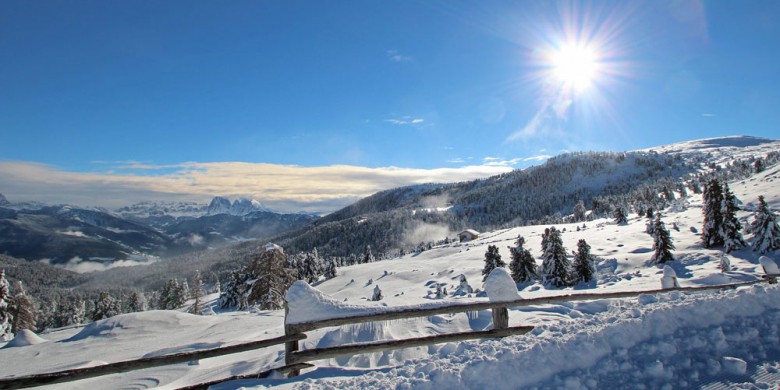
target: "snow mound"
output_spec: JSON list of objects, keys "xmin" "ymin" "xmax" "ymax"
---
[
  {"xmin": 484, "ymin": 268, "xmax": 520, "ymax": 302},
  {"xmin": 2, "ymin": 330, "xmax": 48, "ymax": 348},
  {"xmin": 67, "ymin": 310, "xmax": 212, "ymax": 342},
  {"xmin": 760, "ymin": 256, "xmax": 779, "ymax": 274},
  {"xmin": 661, "ymin": 265, "xmax": 680, "ymax": 289},
  {"xmin": 722, "ymin": 356, "xmax": 748, "ymax": 375},
  {"xmin": 285, "ymin": 281, "xmax": 391, "ymax": 325}
]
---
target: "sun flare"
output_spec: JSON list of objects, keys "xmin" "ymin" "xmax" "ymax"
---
[{"xmin": 551, "ymin": 44, "xmax": 599, "ymax": 89}]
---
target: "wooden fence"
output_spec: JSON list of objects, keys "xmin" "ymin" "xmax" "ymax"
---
[{"xmin": 0, "ymin": 274, "xmax": 775, "ymax": 388}]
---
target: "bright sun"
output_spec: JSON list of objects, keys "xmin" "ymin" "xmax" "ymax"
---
[{"xmin": 551, "ymin": 44, "xmax": 599, "ymax": 90}]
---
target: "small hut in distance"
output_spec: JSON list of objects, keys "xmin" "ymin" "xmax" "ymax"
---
[{"xmin": 458, "ymin": 229, "xmax": 480, "ymax": 242}]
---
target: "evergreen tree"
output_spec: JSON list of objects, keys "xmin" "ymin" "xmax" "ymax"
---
[
  {"xmin": 481, "ymin": 245, "xmax": 506, "ymax": 282},
  {"xmin": 91, "ymin": 291, "xmax": 121, "ymax": 321},
  {"xmin": 218, "ymin": 270, "xmax": 250, "ymax": 310},
  {"xmin": 159, "ymin": 279, "xmax": 179, "ymax": 310},
  {"xmin": 721, "ymin": 183, "xmax": 746, "ymax": 253},
  {"xmin": 0, "ymin": 271, "xmax": 12, "ymax": 340},
  {"xmin": 54, "ymin": 298, "xmax": 85, "ymax": 328},
  {"xmin": 178, "ymin": 280, "xmax": 190, "ymax": 306},
  {"xmin": 540, "ymin": 228, "xmax": 551, "ymax": 253},
  {"xmin": 651, "ymin": 215, "xmax": 675, "ymax": 264},
  {"xmin": 573, "ymin": 239, "xmax": 596, "ymax": 283},
  {"xmin": 189, "ymin": 270, "xmax": 205, "ymax": 315},
  {"xmin": 10, "ymin": 281, "xmax": 37, "ymax": 334},
  {"xmin": 702, "ymin": 178, "xmax": 725, "ymax": 247},
  {"xmin": 613, "ymin": 207, "xmax": 628, "ymax": 225},
  {"xmin": 750, "ymin": 195, "xmax": 780, "ymax": 253},
  {"xmin": 371, "ymin": 285, "xmax": 383, "ymax": 301},
  {"xmin": 362, "ymin": 245, "xmax": 375, "ymax": 264},
  {"xmin": 508, "ymin": 236, "xmax": 537, "ymax": 283},
  {"xmin": 245, "ymin": 246, "xmax": 297, "ymax": 310},
  {"xmin": 573, "ymin": 200, "xmax": 587, "ymax": 222},
  {"xmin": 323, "ymin": 258, "xmax": 337, "ymax": 279},
  {"xmin": 540, "ymin": 227, "xmax": 571, "ymax": 287},
  {"xmin": 303, "ymin": 249, "xmax": 323, "ymax": 283},
  {"xmin": 127, "ymin": 291, "xmax": 146, "ymax": 313}
]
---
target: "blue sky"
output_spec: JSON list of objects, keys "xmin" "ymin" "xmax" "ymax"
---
[{"xmin": 1, "ymin": 1, "xmax": 779, "ymax": 210}]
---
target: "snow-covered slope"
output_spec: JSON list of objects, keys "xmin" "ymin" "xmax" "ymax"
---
[
  {"xmin": 638, "ymin": 135, "xmax": 780, "ymax": 165},
  {"xmin": 1, "ymin": 158, "xmax": 779, "ymax": 388}
]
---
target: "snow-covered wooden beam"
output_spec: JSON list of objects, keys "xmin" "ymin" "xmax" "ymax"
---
[
  {"xmin": 285, "ymin": 279, "xmax": 768, "ymax": 333},
  {"xmin": 287, "ymin": 326, "xmax": 534, "ymax": 365},
  {"xmin": 0, "ymin": 333, "xmax": 306, "ymax": 390}
]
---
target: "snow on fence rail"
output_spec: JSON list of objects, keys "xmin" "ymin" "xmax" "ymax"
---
[{"xmin": 0, "ymin": 333, "xmax": 305, "ymax": 390}]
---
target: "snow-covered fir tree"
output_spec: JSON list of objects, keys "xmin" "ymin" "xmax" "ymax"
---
[
  {"xmin": 10, "ymin": 281, "xmax": 37, "ymax": 334},
  {"xmin": 218, "ymin": 270, "xmax": 250, "ymax": 310},
  {"xmin": 127, "ymin": 291, "xmax": 146, "ymax": 313},
  {"xmin": 54, "ymin": 298, "xmax": 85, "ymax": 328},
  {"xmin": 541, "ymin": 227, "xmax": 571, "ymax": 287},
  {"xmin": 573, "ymin": 239, "xmax": 596, "ymax": 284},
  {"xmin": 91, "ymin": 291, "xmax": 121, "ymax": 321},
  {"xmin": 721, "ymin": 183, "xmax": 746, "ymax": 253},
  {"xmin": 481, "ymin": 245, "xmax": 506, "ymax": 282},
  {"xmin": 508, "ymin": 236, "xmax": 537, "ymax": 283},
  {"xmin": 323, "ymin": 258, "xmax": 337, "ymax": 279},
  {"xmin": 303, "ymin": 248, "xmax": 323, "ymax": 283},
  {"xmin": 189, "ymin": 270, "xmax": 205, "ymax": 315},
  {"xmin": 750, "ymin": 195, "xmax": 780, "ymax": 253},
  {"xmin": 244, "ymin": 246, "xmax": 297, "ymax": 310},
  {"xmin": 651, "ymin": 215, "xmax": 675, "ymax": 264},
  {"xmin": 159, "ymin": 279, "xmax": 185, "ymax": 310},
  {"xmin": 0, "ymin": 270, "xmax": 12, "ymax": 340},
  {"xmin": 613, "ymin": 207, "xmax": 628, "ymax": 225},
  {"xmin": 573, "ymin": 200, "xmax": 587, "ymax": 222},
  {"xmin": 702, "ymin": 178, "xmax": 725, "ymax": 248},
  {"xmin": 371, "ymin": 285, "xmax": 383, "ymax": 301},
  {"xmin": 362, "ymin": 245, "xmax": 375, "ymax": 264}
]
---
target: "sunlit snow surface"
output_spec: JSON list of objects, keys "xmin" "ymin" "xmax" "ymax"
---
[{"xmin": 1, "ymin": 150, "xmax": 779, "ymax": 388}]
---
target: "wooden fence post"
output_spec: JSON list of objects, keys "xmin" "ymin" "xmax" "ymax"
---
[
  {"xmin": 284, "ymin": 302, "xmax": 301, "ymax": 378},
  {"xmin": 492, "ymin": 306, "xmax": 508, "ymax": 330}
]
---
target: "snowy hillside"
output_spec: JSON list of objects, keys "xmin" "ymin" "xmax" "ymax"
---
[
  {"xmin": 1, "ymin": 159, "xmax": 779, "ymax": 389},
  {"xmin": 638, "ymin": 135, "xmax": 780, "ymax": 166}
]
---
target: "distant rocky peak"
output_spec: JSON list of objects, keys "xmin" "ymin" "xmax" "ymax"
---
[
  {"xmin": 206, "ymin": 196, "xmax": 270, "ymax": 216},
  {"xmin": 0, "ymin": 193, "xmax": 8, "ymax": 206},
  {"xmin": 207, "ymin": 196, "xmax": 233, "ymax": 215}
]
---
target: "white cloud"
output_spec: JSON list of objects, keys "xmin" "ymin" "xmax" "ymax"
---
[
  {"xmin": 481, "ymin": 157, "xmax": 524, "ymax": 167},
  {"xmin": 387, "ymin": 49, "xmax": 413, "ymax": 63},
  {"xmin": 523, "ymin": 155, "xmax": 551, "ymax": 162},
  {"xmin": 701, "ymin": 113, "xmax": 716, "ymax": 117},
  {"xmin": 55, "ymin": 256, "xmax": 158, "ymax": 273},
  {"xmin": 0, "ymin": 160, "xmax": 512, "ymax": 213},
  {"xmin": 385, "ymin": 116, "xmax": 425, "ymax": 126}
]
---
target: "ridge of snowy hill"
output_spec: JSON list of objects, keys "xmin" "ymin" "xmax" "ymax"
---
[
  {"xmin": 2, "ymin": 159, "xmax": 779, "ymax": 388},
  {"xmin": 638, "ymin": 135, "xmax": 780, "ymax": 165},
  {"xmin": 276, "ymin": 135, "xmax": 778, "ymax": 258}
]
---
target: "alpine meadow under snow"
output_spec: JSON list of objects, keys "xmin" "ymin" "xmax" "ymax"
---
[{"xmin": 1, "ymin": 137, "xmax": 780, "ymax": 389}]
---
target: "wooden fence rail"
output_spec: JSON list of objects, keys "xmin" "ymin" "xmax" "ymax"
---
[{"xmin": 0, "ymin": 333, "xmax": 305, "ymax": 390}]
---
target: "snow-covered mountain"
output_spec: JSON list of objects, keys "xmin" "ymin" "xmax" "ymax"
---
[
  {"xmin": 0, "ymin": 196, "xmax": 315, "ymax": 266},
  {"xmin": 115, "ymin": 200, "xmax": 208, "ymax": 219},
  {"xmin": 0, "ymin": 193, "xmax": 8, "ymax": 206},
  {"xmin": 207, "ymin": 196, "xmax": 272, "ymax": 216},
  {"xmin": 2, "ymin": 154, "xmax": 779, "ymax": 388}
]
